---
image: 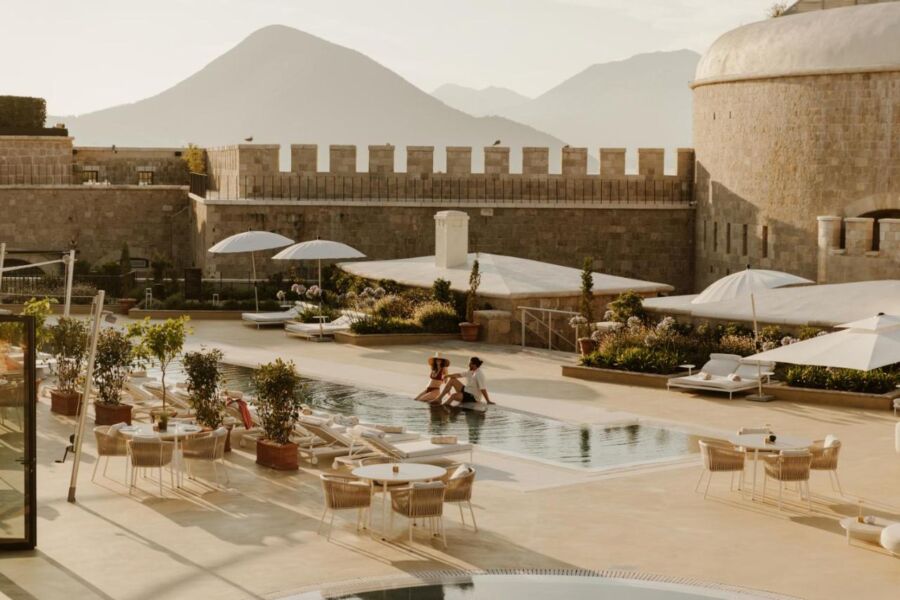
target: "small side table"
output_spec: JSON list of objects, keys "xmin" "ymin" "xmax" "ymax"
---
[
  {"xmin": 679, "ymin": 363, "xmax": 696, "ymax": 376},
  {"xmin": 839, "ymin": 516, "xmax": 893, "ymax": 546}
]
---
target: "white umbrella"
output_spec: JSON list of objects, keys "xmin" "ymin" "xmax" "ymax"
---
[
  {"xmin": 208, "ymin": 231, "xmax": 294, "ymax": 311},
  {"xmin": 272, "ymin": 239, "xmax": 365, "ymax": 291},
  {"xmin": 693, "ymin": 267, "xmax": 813, "ymax": 400},
  {"xmin": 745, "ymin": 314, "xmax": 900, "ymax": 372}
]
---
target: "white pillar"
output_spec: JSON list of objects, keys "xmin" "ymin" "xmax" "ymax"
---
[{"xmin": 434, "ymin": 210, "xmax": 470, "ymax": 268}]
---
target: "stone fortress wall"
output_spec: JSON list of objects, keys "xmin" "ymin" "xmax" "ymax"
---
[
  {"xmin": 817, "ymin": 216, "xmax": 900, "ymax": 283},
  {"xmin": 72, "ymin": 147, "xmax": 189, "ymax": 185}
]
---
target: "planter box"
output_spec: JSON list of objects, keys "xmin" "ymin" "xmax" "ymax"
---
[
  {"xmin": 50, "ymin": 389, "xmax": 82, "ymax": 416},
  {"xmin": 334, "ymin": 331, "xmax": 460, "ymax": 347},
  {"xmin": 562, "ymin": 364, "xmax": 674, "ymax": 389},
  {"xmin": 127, "ymin": 309, "xmax": 245, "ymax": 320},
  {"xmin": 762, "ymin": 382, "xmax": 898, "ymax": 411},
  {"xmin": 256, "ymin": 439, "xmax": 299, "ymax": 470},
  {"xmin": 94, "ymin": 402, "xmax": 133, "ymax": 426}
]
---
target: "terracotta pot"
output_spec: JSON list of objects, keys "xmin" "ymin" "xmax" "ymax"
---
[
  {"xmin": 50, "ymin": 389, "xmax": 82, "ymax": 416},
  {"xmin": 94, "ymin": 402, "xmax": 133, "ymax": 426},
  {"xmin": 256, "ymin": 439, "xmax": 299, "ymax": 470},
  {"xmin": 118, "ymin": 298, "xmax": 138, "ymax": 315},
  {"xmin": 578, "ymin": 338, "xmax": 598, "ymax": 356},
  {"xmin": 459, "ymin": 322, "xmax": 481, "ymax": 342}
]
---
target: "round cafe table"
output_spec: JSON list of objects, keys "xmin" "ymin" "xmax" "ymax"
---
[
  {"xmin": 119, "ymin": 422, "xmax": 204, "ymax": 488},
  {"xmin": 352, "ymin": 463, "xmax": 447, "ymax": 539},
  {"xmin": 727, "ymin": 433, "xmax": 812, "ymax": 501}
]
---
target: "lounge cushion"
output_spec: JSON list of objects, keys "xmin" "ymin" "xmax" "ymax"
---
[{"xmin": 880, "ymin": 523, "xmax": 900, "ymax": 555}]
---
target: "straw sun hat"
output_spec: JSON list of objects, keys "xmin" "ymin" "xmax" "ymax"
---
[{"xmin": 427, "ymin": 352, "xmax": 449, "ymax": 367}]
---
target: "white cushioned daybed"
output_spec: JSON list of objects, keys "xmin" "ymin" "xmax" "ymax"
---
[{"xmin": 667, "ymin": 353, "xmax": 775, "ymax": 399}]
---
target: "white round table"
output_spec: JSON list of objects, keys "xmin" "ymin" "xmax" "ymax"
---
[
  {"xmin": 119, "ymin": 423, "xmax": 204, "ymax": 487},
  {"xmin": 839, "ymin": 516, "xmax": 894, "ymax": 546},
  {"xmin": 728, "ymin": 433, "xmax": 812, "ymax": 501},
  {"xmin": 352, "ymin": 463, "xmax": 447, "ymax": 538}
]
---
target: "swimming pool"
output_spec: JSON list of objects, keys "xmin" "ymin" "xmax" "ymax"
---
[{"xmin": 160, "ymin": 362, "xmax": 699, "ymax": 470}]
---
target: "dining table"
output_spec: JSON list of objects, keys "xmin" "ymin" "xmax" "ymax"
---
[
  {"xmin": 727, "ymin": 433, "xmax": 813, "ymax": 501},
  {"xmin": 351, "ymin": 462, "xmax": 447, "ymax": 539},
  {"xmin": 118, "ymin": 422, "xmax": 204, "ymax": 487}
]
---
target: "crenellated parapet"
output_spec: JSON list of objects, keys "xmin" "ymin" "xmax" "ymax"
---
[{"xmin": 816, "ymin": 215, "xmax": 900, "ymax": 283}]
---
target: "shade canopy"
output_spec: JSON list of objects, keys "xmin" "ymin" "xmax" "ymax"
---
[
  {"xmin": 692, "ymin": 268, "xmax": 812, "ymax": 305},
  {"xmin": 838, "ymin": 313, "xmax": 900, "ymax": 332},
  {"xmin": 272, "ymin": 239, "xmax": 366, "ymax": 261},
  {"xmin": 208, "ymin": 231, "xmax": 294, "ymax": 254},
  {"xmin": 745, "ymin": 316, "xmax": 900, "ymax": 371}
]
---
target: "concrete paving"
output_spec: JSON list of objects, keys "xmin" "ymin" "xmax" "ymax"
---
[{"xmin": 1, "ymin": 319, "xmax": 898, "ymax": 600}]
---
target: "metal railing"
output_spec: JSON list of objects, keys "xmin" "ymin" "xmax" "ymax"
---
[
  {"xmin": 189, "ymin": 172, "xmax": 208, "ymax": 197},
  {"xmin": 518, "ymin": 307, "xmax": 581, "ymax": 352},
  {"xmin": 202, "ymin": 173, "xmax": 692, "ymax": 205}
]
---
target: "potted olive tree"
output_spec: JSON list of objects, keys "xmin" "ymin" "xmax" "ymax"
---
[
  {"xmin": 49, "ymin": 317, "xmax": 89, "ymax": 416},
  {"xmin": 92, "ymin": 327, "xmax": 134, "ymax": 425},
  {"xmin": 253, "ymin": 358, "xmax": 303, "ymax": 470},
  {"xmin": 182, "ymin": 347, "xmax": 225, "ymax": 430},
  {"xmin": 459, "ymin": 259, "xmax": 481, "ymax": 342},
  {"xmin": 128, "ymin": 316, "xmax": 190, "ymax": 428}
]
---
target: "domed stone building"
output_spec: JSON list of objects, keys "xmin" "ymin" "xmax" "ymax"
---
[{"xmin": 691, "ymin": 2, "xmax": 900, "ymax": 289}]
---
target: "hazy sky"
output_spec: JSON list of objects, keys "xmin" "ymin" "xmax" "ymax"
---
[{"xmin": 1, "ymin": 0, "xmax": 775, "ymax": 116}]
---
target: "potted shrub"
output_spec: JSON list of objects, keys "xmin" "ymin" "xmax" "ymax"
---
[
  {"xmin": 92, "ymin": 328, "xmax": 134, "ymax": 425},
  {"xmin": 253, "ymin": 358, "xmax": 303, "ymax": 470},
  {"xmin": 49, "ymin": 317, "xmax": 89, "ymax": 416},
  {"xmin": 459, "ymin": 259, "xmax": 481, "ymax": 342},
  {"xmin": 128, "ymin": 316, "xmax": 189, "ymax": 422},
  {"xmin": 182, "ymin": 348, "xmax": 225, "ymax": 430}
]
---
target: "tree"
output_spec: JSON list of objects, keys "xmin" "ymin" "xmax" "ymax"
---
[
  {"xmin": 579, "ymin": 257, "xmax": 594, "ymax": 324},
  {"xmin": 183, "ymin": 143, "xmax": 206, "ymax": 174},
  {"xmin": 253, "ymin": 359, "xmax": 303, "ymax": 445},
  {"xmin": 182, "ymin": 348, "xmax": 225, "ymax": 429},
  {"xmin": 93, "ymin": 328, "xmax": 133, "ymax": 406},
  {"xmin": 465, "ymin": 259, "xmax": 481, "ymax": 323},
  {"xmin": 127, "ymin": 316, "xmax": 190, "ymax": 411}
]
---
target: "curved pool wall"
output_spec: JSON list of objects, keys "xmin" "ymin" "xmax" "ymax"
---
[
  {"xmin": 277, "ymin": 570, "xmax": 802, "ymax": 600},
  {"xmin": 155, "ymin": 362, "xmax": 700, "ymax": 470}
]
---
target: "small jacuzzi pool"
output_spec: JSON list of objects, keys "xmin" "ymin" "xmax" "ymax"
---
[{"xmin": 280, "ymin": 571, "xmax": 796, "ymax": 600}]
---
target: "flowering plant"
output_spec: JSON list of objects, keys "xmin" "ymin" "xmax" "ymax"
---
[
  {"xmin": 291, "ymin": 283, "xmax": 307, "ymax": 296},
  {"xmin": 306, "ymin": 285, "xmax": 322, "ymax": 300},
  {"xmin": 569, "ymin": 315, "xmax": 588, "ymax": 328},
  {"xmin": 276, "ymin": 290, "xmax": 286, "ymax": 301}
]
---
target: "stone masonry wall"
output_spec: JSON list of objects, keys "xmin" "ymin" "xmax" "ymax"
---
[
  {"xmin": 192, "ymin": 200, "xmax": 695, "ymax": 292},
  {"xmin": 0, "ymin": 186, "xmax": 191, "ymax": 268},
  {"xmin": 0, "ymin": 136, "xmax": 74, "ymax": 182},
  {"xmin": 693, "ymin": 71, "xmax": 900, "ymax": 288},
  {"xmin": 73, "ymin": 147, "xmax": 189, "ymax": 185}
]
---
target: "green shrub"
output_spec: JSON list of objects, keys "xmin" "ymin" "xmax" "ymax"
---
[
  {"xmin": 432, "ymin": 278, "xmax": 452, "ymax": 304},
  {"xmin": 372, "ymin": 294, "xmax": 414, "ymax": 319},
  {"xmin": 182, "ymin": 348, "xmax": 224, "ymax": 428},
  {"xmin": 607, "ymin": 291, "xmax": 646, "ymax": 323},
  {"xmin": 786, "ymin": 365, "xmax": 898, "ymax": 394},
  {"xmin": 296, "ymin": 305, "xmax": 339, "ymax": 324},
  {"xmin": 0, "ymin": 96, "xmax": 46, "ymax": 129},
  {"xmin": 350, "ymin": 317, "xmax": 423, "ymax": 335},
  {"xmin": 253, "ymin": 359, "xmax": 304, "ymax": 445},
  {"xmin": 93, "ymin": 328, "xmax": 133, "ymax": 406},
  {"xmin": 758, "ymin": 325, "xmax": 784, "ymax": 344},
  {"xmin": 413, "ymin": 301, "xmax": 459, "ymax": 333},
  {"xmin": 797, "ymin": 326, "xmax": 823, "ymax": 340},
  {"xmin": 717, "ymin": 334, "xmax": 757, "ymax": 356}
]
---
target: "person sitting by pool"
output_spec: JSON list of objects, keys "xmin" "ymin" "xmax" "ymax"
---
[
  {"xmin": 437, "ymin": 356, "xmax": 494, "ymax": 406},
  {"xmin": 415, "ymin": 352, "xmax": 450, "ymax": 403}
]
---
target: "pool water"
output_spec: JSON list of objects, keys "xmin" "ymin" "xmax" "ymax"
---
[{"xmin": 161, "ymin": 362, "xmax": 699, "ymax": 470}]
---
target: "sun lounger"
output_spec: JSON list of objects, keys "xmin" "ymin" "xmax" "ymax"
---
[
  {"xmin": 295, "ymin": 415, "xmax": 418, "ymax": 466},
  {"xmin": 242, "ymin": 306, "xmax": 302, "ymax": 328},
  {"xmin": 356, "ymin": 430, "xmax": 473, "ymax": 465},
  {"xmin": 667, "ymin": 354, "xmax": 775, "ymax": 399},
  {"xmin": 284, "ymin": 315, "xmax": 353, "ymax": 339}
]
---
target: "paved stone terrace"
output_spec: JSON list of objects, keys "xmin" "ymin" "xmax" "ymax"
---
[{"xmin": 1, "ymin": 319, "xmax": 898, "ymax": 600}]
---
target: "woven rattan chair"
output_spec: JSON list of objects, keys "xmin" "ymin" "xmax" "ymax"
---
[
  {"xmin": 319, "ymin": 474, "xmax": 372, "ymax": 539},
  {"xmin": 763, "ymin": 450, "xmax": 812, "ymax": 512},
  {"xmin": 443, "ymin": 465, "xmax": 477, "ymax": 531},
  {"xmin": 92, "ymin": 424, "xmax": 129, "ymax": 482},
  {"xmin": 390, "ymin": 481, "xmax": 447, "ymax": 547},
  {"xmin": 127, "ymin": 437, "xmax": 175, "ymax": 497},
  {"xmin": 696, "ymin": 439, "xmax": 745, "ymax": 499},
  {"xmin": 809, "ymin": 437, "xmax": 843, "ymax": 495},
  {"xmin": 182, "ymin": 427, "xmax": 229, "ymax": 486}
]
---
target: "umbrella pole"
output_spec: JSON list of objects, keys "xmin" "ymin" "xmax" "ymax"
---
[
  {"xmin": 252, "ymin": 251, "xmax": 259, "ymax": 312},
  {"xmin": 748, "ymin": 292, "xmax": 772, "ymax": 402},
  {"xmin": 318, "ymin": 258, "xmax": 324, "ymax": 338}
]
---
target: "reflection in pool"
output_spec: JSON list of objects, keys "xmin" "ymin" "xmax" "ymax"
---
[{"xmin": 160, "ymin": 362, "xmax": 700, "ymax": 470}]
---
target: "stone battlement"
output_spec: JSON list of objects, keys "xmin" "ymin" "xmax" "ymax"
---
[{"xmin": 816, "ymin": 215, "xmax": 900, "ymax": 283}]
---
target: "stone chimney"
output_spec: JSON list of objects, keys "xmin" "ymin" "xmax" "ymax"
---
[{"xmin": 434, "ymin": 210, "xmax": 469, "ymax": 268}]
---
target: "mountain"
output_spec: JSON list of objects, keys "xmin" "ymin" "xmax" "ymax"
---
[
  {"xmin": 432, "ymin": 84, "xmax": 531, "ymax": 117},
  {"xmin": 501, "ymin": 50, "xmax": 699, "ymax": 171},
  {"xmin": 58, "ymin": 25, "xmax": 565, "ymax": 172}
]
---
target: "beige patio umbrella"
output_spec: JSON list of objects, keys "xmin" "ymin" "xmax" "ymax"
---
[{"xmin": 208, "ymin": 230, "xmax": 294, "ymax": 311}]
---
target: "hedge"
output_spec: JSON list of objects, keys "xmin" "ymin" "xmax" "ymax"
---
[{"xmin": 0, "ymin": 96, "xmax": 47, "ymax": 129}]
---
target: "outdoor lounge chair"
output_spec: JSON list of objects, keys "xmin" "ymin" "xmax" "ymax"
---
[
  {"xmin": 809, "ymin": 435, "xmax": 843, "ymax": 495},
  {"xmin": 356, "ymin": 430, "xmax": 473, "ymax": 465},
  {"xmin": 284, "ymin": 315, "xmax": 353, "ymax": 339},
  {"xmin": 389, "ymin": 481, "xmax": 448, "ymax": 546},
  {"xmin": 667, "ymin": 354, "xmax": 775, "ymax": 399},
  {"xmin": 296, "ymin": 415, "xmax": 417, "ymax": 465},
  {"xmin": 241, "ymin": 305, "xmax": 302, "ymax": 328}
]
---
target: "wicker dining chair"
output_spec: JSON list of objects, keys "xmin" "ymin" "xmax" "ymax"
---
[
  {"xmin": 390, "ymin": 481, "xmax": 447, "ymax": 547},
  {"xmin": 182, "ymin": 427, "xmax": 229, "ymax": 486},
  {"xmin": 763, "ymin": 450, "xmax": 812, "ymax": 512},
  {"xmin": 127, "ymin": 437, "xmax": 175, "ymax": 497},
  {"xmin": 443, "ymin": 465, "xmax": 477, "ymax": 531},
  {"xmin": 696, "ymin": 439, "xmax": 745, "ymax": 499},
  {"xmin": 809, "ymin": 437, "xmax": 843, "ymax": 495},
  {"xmin": 92, "ymin": 424, "xmax": 129, "ymax": 482},
  {"xmin": 319, "ymin": 474, "xmax": 372, "ymax": 540}
]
